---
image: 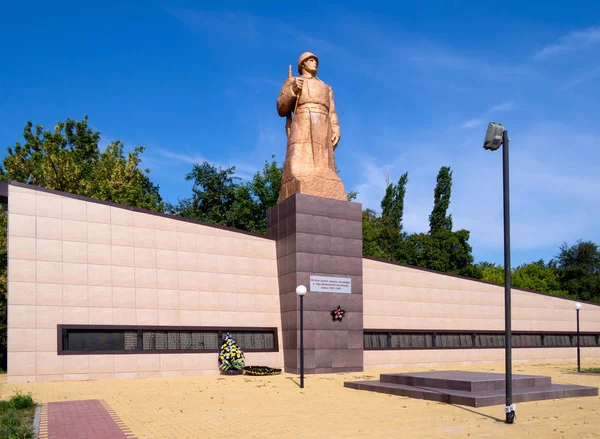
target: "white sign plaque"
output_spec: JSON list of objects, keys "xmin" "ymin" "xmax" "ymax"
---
[{"xmin": 310, "ymin": 275, "xmax": 352, "ymax": 294}]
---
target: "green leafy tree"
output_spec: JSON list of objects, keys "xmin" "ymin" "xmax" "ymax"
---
[
  {"xmin": 401, "ymin": 229, "xmax": 475, "ymax": 276},
  {"xmin": 512, "ymin": 260, "xmax": 566, "ymax": 296},
  {"xmin": 172, "ymin": 162, "xmax": 241, "ymax": 226},
  {"xmin": 551, "ymin": 240, "xmax": 600, "ymax": 303},
  {"xmin": 2, "ymin": 119, "xmax": 100, "ymax": 193},
  {"xmin": 347, "ymin": 190, "xmax": 358, "ymax": 201},
  {"xmin": 247, "ymin": 157, "xmax": 284, "ymax": 233},
  {"xmin": 1, "ymin": 116, "xmax": 163, "ymax": 211},
  {"xmin": 88, "ymin": 142, "xmax": 164, "ymax": 211},
  {"xmin": 381, "ymin": 172, "xmax": 408, "ymax": 232},
  {"xmin": 476, "ymin": 259, "xmax": 568, "ymax": 297},
  {"xmin": 0, "ymin": 116, "xmax": 164, "ymax": 367},
  {"xmin": 362, "ymin": 209, "xmax": 401, "ymax": 260},
  {"xmin": 475, "ymin": 261, "xmax": 505, "ymax": 284},
  {"xmin": 170, "ymin": 157, "xmax": 284, "ymax": 234},
  {"xmin": 429, "ymin": 166, "xmax": 453, "ymax": 235}
]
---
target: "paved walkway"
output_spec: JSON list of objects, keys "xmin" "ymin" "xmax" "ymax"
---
[
  {"xmin": 38, "ymin": 399, "xmax": 136, "ymax": 439},
  {"xmin": 0, "ymin": 362, "xmax": 598, "ymax": 438}
]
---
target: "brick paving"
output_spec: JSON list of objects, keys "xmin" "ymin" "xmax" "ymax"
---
[
  {"xmin": 0, "ymin": 362, "xmax": 597, "ymax": 439},
  {"xmin": 39, "ymin": 399, "xmax": 136, "ymax": 439}
]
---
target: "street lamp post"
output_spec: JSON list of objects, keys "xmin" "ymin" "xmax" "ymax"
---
[
  {"xmin": 575, "ymin": 302, "xmax": 582, "ymax": 372},
  {"xmin": 296, "ymin": 285, "xmax": 307, "ymax": 388},
  {"xmin": 483, "ymin": 123, "xmax": 515, "ymax": 424}
]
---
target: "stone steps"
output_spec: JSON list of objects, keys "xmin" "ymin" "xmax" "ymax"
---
[{"xmin": 344, "ymin": 371, "xmax": 598, "ymax": 407}]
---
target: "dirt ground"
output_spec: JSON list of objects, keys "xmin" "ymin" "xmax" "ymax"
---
[{"xmin": 1, "ymin": 361, "xmax": 599, "ymax": 439}]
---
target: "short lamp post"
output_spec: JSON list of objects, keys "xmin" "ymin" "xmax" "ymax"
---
[
  {"xmin": 296, "ymin": 285, "xmax": 307, "ymax": 388},
  {"xmin": 483, "ymin": 122, "xmax": 515, "ymax": 424},
  {"xmin": 575, "ymin": 302, "xmax": 582, "ymax": 372}
]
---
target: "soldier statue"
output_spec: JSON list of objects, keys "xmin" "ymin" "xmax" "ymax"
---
[{"xmin": 276, "ymin": 52, "xmax": 347, "ymax": 202}]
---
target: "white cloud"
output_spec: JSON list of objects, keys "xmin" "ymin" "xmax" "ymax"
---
[
  {"xmin": 351, "ymin": 155, "xmax": 390, "ymax": 212},
  {"xmin": 154, "ymin": 148, "xmax": 205, "ymax": 165},
  {"xmin": 558, "ymin": 67, "xmax": 600, "ymax": 91},
  {"xmin": 167, "ymin": 8, "xmax": 337, "ymax": 54},
  {"xmin": 534, "ymin": 26, "xmax": 600, "ymax": 60},
  {"xmin": 462, "ymin": 118, "xmax": 486, "ymax": 129},
  {"xmin": 489, "ymin": 101, "xmax": 514, "ymax": 112},
  {"xmin": 164, "ymin": 8, "xmax": 599, "ymax": 265},
  {"xmin": 350, "ymin": 119, "xmax": 600, "ymax": 265},
  {"xmin": 151, "ymin": 147, "xmax": 253, "ymax": 179},
  {"xmin": 461, "ymin": 102, "xmax": 514, "ymax": 129},
  {"xmin": 451, "ymin": 122, "xmax": 600, "ymax": 255},
  {"xmin": 349, "ymin": 143, "xmax": 450, "ymax": 234}
]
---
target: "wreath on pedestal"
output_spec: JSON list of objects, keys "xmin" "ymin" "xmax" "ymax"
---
[{"xmin": 331, "ymin": 305, "xmax": 346, "ymax": 322}]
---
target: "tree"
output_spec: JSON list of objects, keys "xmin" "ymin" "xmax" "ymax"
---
[
  {"xmin": 170, "ymin": 157, "xmax": 284, "ymax": 234},
  {"xmin": 364, "ymin": 167, "xmax": 481, "ymax": 278},
  {"xmin": 247, "ymin": 157, "xmax": 284, "ymax": 233},
  {"xmin": 475, "ymin": 262, "xmax": 505, "ymax": 284},
  {"xmin": 362, "ymin": 209, "xmax": 401, "ymax": 260},
  {"xmin": 171, "ymin": 162, "xmax": 242, "ymax": 226},
  {"xmin": 0, "ymin": 116, "xmax": 164, "ymax": 367},
  {"xmin": 429, "ymin": 166, "xmax": 453, "ymax": 235},
  {"xmin": 512, "ymin": 260, "xmax": 566, "ymax": 296},
  {"xmin": 476, "ymin": 259, "xmax": 568, "ymax": 297},
  {"xmin": 381, "ymin": 172, "xmax": 408, "ymax": 232},
  {"xmin": 347, "ymin": 190, "xmax": 358, "ymax": 201},
  {"xmin": 401, "ymin": 229, "xmax": 475, "ymax": 276},
  {"xmin": 2, "ymin": 118, "xmax": 100, "ymax": 193},
  {"xmin": 1, "ymin": 116, "xmax": 163, "ymax": 211},
  {"xmin": 88, "ymin": 142, "xmax": 164, "ymax": 211},
  {"xmin": 551, "ymin": 240, "xmax": 600, "ymax": 303}
]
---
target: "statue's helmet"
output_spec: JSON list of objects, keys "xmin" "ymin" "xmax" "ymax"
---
[{"xmin": 297, "ymin": 52, "xmax": 318, "ymax": 74}]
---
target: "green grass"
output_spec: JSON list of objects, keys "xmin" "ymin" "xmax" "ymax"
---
[
  {"xmin": 580, "ymin": 367, "xmax": 600, "ymax": 374},
  {"xmin": 0, "ymin": 392, "xmax": 36, "ymax": 439}
]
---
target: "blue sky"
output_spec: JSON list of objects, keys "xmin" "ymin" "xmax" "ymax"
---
[{"xmin": 1, "ymin": 1, "xmax": 599, "ymax": 266}]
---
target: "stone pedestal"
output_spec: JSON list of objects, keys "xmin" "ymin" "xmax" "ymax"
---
[{"xmin": 267, "ymin": 194, "xmax": 364, "ymax": 374}]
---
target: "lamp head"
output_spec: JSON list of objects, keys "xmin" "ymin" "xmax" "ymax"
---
[
  {"xmin": 483, "ymin": 122, "xmax": 505, "ymax": 151},
  {"xmin": 574, "ymin": 302, "xmax": 583, "ymax": 311},
  {"xmin": 296, "ymin": 285, "xmax": 307, "ymax": 296}
]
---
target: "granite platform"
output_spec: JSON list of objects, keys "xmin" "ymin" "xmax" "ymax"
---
[{"xmin": 344, "ymin": 370, "xmax": 598, "ymax": 407}]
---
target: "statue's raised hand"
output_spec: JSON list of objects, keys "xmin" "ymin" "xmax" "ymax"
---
[{"xmin": 292, "ymin": 78, "xmax": 305, "ymax": 95}]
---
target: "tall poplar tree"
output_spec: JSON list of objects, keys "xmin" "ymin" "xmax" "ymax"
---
[
  {"xmin": 429, "ymin": 166, "xmax": 453, "ymax": 235},
  {"xmin": 381, "ymin": 172, "xmax": 408, "ymax": 232}
]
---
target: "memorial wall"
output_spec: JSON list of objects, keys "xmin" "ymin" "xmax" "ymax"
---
[
  {"xmin": 362, "ymin": 258, "xmax": 600, "ymax": 369},
  {"xmin": 5, "ymin": 182, "xmax": 283, "ymax": 383},
  {"xmin": 4, "ymin": 51, "xmax": 600, "ymax": 383},
  {"xmin": 4, "ymin": 181, "xmax": 600, "ymax": 382}
]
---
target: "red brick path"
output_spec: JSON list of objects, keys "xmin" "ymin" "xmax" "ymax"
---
[{"xmin": 39, "ymin": 399, "xmax": 136, "ymax": 439}]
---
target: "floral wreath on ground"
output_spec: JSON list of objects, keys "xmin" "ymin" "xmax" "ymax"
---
[
  {"xmin": 331, "ymin": 305, "xmax": 346, "ymax": 322},
  {"xmin": 243, "ymin": 366, "xmax": 282, "ymax": 376},
  {"xmin": 218, "ymin": 333, "xmax": 245, "ymax": 371}
]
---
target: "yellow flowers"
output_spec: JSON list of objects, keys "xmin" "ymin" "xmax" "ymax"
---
[{"xmin": 218, "ymin": 333, "xmax": 245, "ymax": 372}]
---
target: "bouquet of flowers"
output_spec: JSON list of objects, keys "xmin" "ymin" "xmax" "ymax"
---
[{"xmin": 218, "ymin": 333, "xmax": 245, "ymax": 371}]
